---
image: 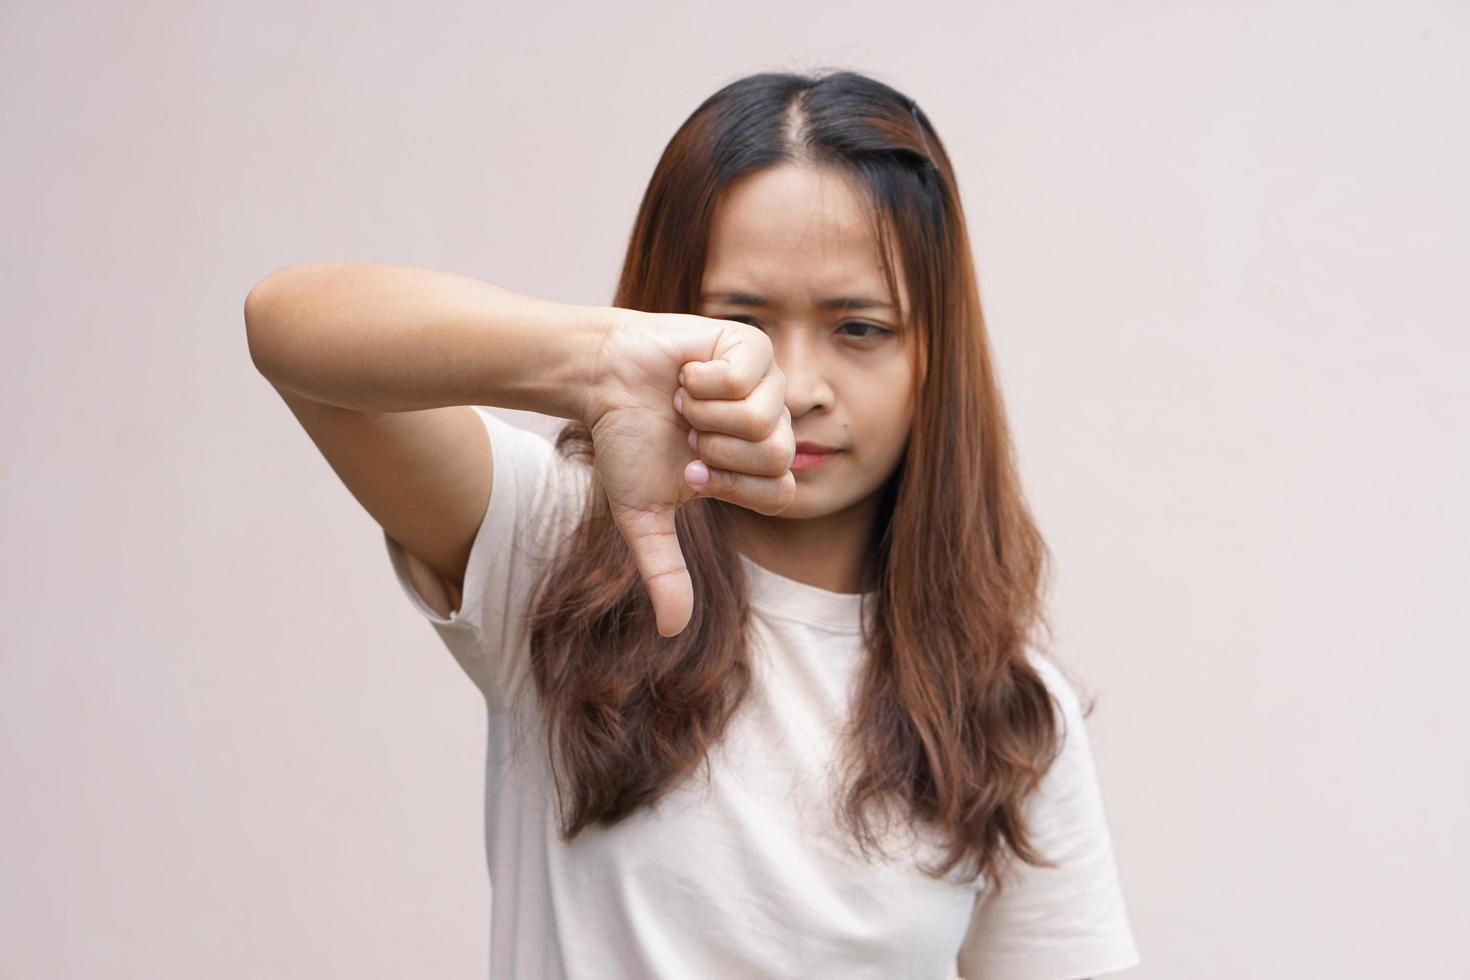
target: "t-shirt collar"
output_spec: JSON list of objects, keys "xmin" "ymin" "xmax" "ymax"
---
[{"xmin": 737, "ymin": 552, "xmax": 874, "ymax": 634}]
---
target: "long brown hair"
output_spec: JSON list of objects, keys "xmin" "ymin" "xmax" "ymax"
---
[{"xmin": 520, "ymin": 69, "xmax": 1082, "ymax": 894}]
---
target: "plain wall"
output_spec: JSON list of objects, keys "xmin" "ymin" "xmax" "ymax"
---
[{"xmin": 2, "ymin": 0, "xmax": 1466, "ymax": 976}]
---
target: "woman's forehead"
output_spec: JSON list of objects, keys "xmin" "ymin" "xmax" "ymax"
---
[
  {"xmin": 702, "ymin": 163, "xmax": 909, "ymax": 314},
  {"xmin": 708, "ymin": 163, "xmax": 873, "ymax": 247}
]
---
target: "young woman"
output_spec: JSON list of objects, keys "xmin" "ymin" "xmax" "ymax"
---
[{"xmin": 245, "ymin": 70, "xmax": 1139, "ymax": 980}]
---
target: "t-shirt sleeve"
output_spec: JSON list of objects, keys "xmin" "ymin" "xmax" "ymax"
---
[
  {"xmin": 381, "ymin": 406, "xmax": 591, "ymax": 705},
  {"xmin": 954, "ymin": 653, "xmax": 1141, "ymax": 980}
]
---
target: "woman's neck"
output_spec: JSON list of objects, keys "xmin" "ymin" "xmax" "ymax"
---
[{"xmin": 727, "ymin": 495, "xmax": 880, "ymax": 595}]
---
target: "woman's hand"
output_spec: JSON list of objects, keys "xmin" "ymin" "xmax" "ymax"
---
[{"xmin": 582, "ymin": 309, "xmax": 796, "ymax": 638}]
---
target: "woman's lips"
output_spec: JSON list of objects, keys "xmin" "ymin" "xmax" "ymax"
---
[{"xmin": 792, "ymin": 448, "xmax": 841, "ymax": 471}]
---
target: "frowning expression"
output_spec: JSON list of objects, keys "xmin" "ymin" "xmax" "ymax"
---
[{"xmin": 699, "ymin": 161, "xmax": 916, "ymax": 521}]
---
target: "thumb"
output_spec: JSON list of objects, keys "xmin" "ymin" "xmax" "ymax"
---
[{"xmin": 609, "ymin": 500, "xmax": 693, "ymax": 638}]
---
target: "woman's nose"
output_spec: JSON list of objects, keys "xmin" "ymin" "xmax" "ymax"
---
[{"xmin": 776, "ymin": 339, "xmax": 836, "ymax": 415}]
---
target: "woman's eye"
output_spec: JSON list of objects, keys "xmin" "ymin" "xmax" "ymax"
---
[
  {"xmin": 838, "ymin": 321, "xmax": 894, "ymax": 340},
  {"xmin": 716, "ymin": 315, "xmax": 892, "ymax": 341}
]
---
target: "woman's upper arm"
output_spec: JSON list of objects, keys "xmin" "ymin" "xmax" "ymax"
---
[{"xmin": 270, "ymin": 384, "xmax": 493, "ymax": 610}]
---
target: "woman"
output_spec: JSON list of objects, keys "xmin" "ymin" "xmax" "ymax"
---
[{"xmin": 245, "ymin": 69, "xmax": 1140, "ymax": 980}]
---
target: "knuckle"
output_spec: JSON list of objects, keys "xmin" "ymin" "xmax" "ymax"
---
[
  {"xmin": 779, "ymin": 472, "xmax": 797, "ymax": 505},
  {"xmin": 766, "ymin": 439, "xmax": 793, "ymax": 474},
  {"xmin": 759, "ymin": 476, "xmax": 794, "ymax": 515},
  {"xmin": 712, "ymin": 369, "xmax": 734, "ymax": 398},
  {"xmin": 723, "ymin": 363, "xmax": 750, "ymax": 398},
  {"xmin": 739, "ymin": 409, "xmax": 767, "ymax": 441}
]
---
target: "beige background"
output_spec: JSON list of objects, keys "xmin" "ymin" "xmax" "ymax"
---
[{"xmin": 3, "ymin": 1, "xmax": 1467, "ymax": 976}]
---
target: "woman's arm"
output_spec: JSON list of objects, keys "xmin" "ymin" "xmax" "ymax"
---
[
  {"xmin": 243, "ymin": 261, "xmax": 613, "ymax": 605},
  {"xmin": 244, "ymin": 261, "xmax": 608, "ymax": 419}
]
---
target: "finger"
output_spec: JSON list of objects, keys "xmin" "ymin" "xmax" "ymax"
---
[
  {"xmin": 685, "ymin": 459, "xmax": 796, "ymax": 516},
  {"xmin": 689, "ymin": 426, "xmax": 793, "ymax": 478},
  {"xmin": 675, "ymin": 369, "xmax": 786, "ymax": 441},
  {"xmin": 680, "ymin": 333, "xmax": 777, "ymax": 400},
  {"xmin": 608, "ymin": 500, "xmax": 693, "ymax": 638}
]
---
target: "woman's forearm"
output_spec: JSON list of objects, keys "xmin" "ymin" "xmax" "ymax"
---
[{"xmin": 243, "ymin": 261, "xmax": 612, "ymax": 421}]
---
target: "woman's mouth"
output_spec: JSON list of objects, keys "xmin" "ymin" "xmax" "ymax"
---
[{"xmin": 792, "ymin": 448, "xmax": 841, "ymax": 471}]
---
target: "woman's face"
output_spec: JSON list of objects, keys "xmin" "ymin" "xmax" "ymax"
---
[{"xmin": 698, "ymin": 161, "xmax": 916, "ymax": 523}]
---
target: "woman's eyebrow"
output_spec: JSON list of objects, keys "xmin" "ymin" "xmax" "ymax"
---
[{"xmin": 700, "ymin": 292, "xmax": 894, "ymax": 311}]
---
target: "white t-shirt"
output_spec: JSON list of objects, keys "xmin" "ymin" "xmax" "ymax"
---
[{"xmin": 383, "ymin": 407, "xmax": 1141, "ymax": 980}]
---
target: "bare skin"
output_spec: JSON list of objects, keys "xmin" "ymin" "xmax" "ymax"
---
[
  {"xmin": 696, "ymin": 161, "xmax": 918, "ymax": 595},
  {"xmin": 584, "ymin": 310, "xmax": 797, "ymax": 636}
]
